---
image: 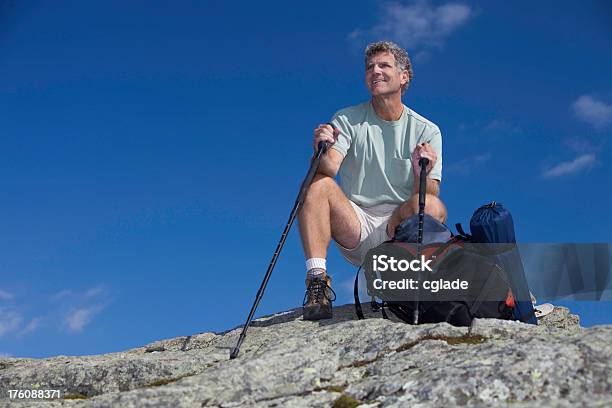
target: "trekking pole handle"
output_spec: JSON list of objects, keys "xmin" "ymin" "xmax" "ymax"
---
[
  {"xmin": 315, "ymin": 123, "xmax": 336, "ymax": 156},
  {"xmin": 418, "ymin": 158, "xmax": 429, "ymax": 203},
  {"xmin": 418, "ymin": 157, "xmax": 429, "ymax": 173}
]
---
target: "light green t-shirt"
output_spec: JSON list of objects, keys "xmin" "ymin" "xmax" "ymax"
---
[{"xmin": 330, "ymin": 101, "xmax": 442, "ymax": 208}]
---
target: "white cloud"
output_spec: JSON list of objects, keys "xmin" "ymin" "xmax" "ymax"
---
[
  {"xmin": 51, "ymin": 289, "xmax": 73, "ymax": 301},
  {"xmin": 572, "ymin": 95, "xmax": 612, "ymax": 130},
  {"xmin": 85, "ymin": 287, "xmax": 104, "ymax": 298},
  {"xmin": 484, "ymin": 119, "xmax": 522, "ymax": 135},
  {"xmin": 0, "ymin": 286, "xmax": 111, "ymax": 345},
  {"xmin": 65, "ymin": 305, "xmax": 103, "ymax": 333},
  {"xmin": 542, "ymin": 154, "xmax": 596, "ymax": 179},
  {"xmin": 0, "ymin": 309, "xmax": 22, "ymax": 337},
  {"xmin": 414, "ymin": 50, "xmax": 432, "ymax": 64},
  {"xmin": 349, "ymin": 1, "xmax": 473, "ymax": 51},
  {"xmin": 0, "ymin": 289, "xmax": 13, "ymax": 301},
  {"xmin": 19, "ymin": 318, "xmax": 41, "ymax": 336},
  {"xmin": 447, "ymin": 152, "xmax": 492, "ymax": 175},
  {"xmin": 53, "ymin": 286, "xmax": 111, "ymax": 333},
  {"xmin": 0, "ymin": 352, "xmax": 12, "ymax": 358}
]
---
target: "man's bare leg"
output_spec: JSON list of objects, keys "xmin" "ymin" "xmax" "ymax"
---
[
  {"xmin": 386, "ymin": 194, "xmax": 447, "ymax": 238},
  {"xmin": 298, "ymin": 173, "xmax": 361, "ymax": 320},
  {"xmin": 298, "ymin": 173, "xmax": 362, "ymax": 262}
]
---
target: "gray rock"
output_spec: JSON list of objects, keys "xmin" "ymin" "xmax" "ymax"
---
[
  {"xmin": 0, "ymin": 303, "xmax": 609, "ymax": 408},
  {"xmin": 538, "ymin": 304, "xmax": 581, "ymax": 332}
]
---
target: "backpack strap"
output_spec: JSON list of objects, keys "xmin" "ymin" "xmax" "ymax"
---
[
  {"xmin": 469, "ymin": 264, "xmax": 504, "ymax": 316},
  {"xmin": 455, "ymin": 223, "xmax": 472, "ymax": 240},
  {"xmin": 354, "ymin": 266, "xmax": 365, "ymax": 319},
  {"xmin": 380, "ymin": 302, "xmax": 389, "ymax": 319}
]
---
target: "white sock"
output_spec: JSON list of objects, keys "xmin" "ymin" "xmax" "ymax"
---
[{"xmin": 306, "ymin": 258, "xmax": 326, "ymax": 279}]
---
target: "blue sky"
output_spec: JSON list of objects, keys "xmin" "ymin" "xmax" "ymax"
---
[{"xmin": 1, "ymin": 1, "xmax": 611, "ymax": 358}]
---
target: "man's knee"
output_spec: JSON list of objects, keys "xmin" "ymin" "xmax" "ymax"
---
[
  {"xmin": 406, "ymin": 194, "xmax": 447, "ymax": 223},
  {"xmin": 425, "ymin": 195, "xmax": 447, "ymax": 223},
  {"xmin": 305, "ymin": 173, "xmax": 337, "ymax": 200}
]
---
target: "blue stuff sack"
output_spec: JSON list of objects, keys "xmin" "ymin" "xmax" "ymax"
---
[
  {"xmin": 470, "ymin": 201, "xmax": 515, "ymax": 244},
  {"xmin": 469, "ymin": 201, "xmax": 538, "ymax": 325}
]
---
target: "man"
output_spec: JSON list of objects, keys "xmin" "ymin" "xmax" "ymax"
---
[{"xmin": 298, "ymin": 41, "xmax": 447, "ymax": 321}]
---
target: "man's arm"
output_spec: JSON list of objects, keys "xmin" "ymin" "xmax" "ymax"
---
[
  {"xmin": 316, "ymin": 148, "xmax": 344, "ymax": 178},
  {"xmin": 312, "ymin": 124, "xmax": 344, "ymax": 178},
  {"xmin": 412, "ymin": 177, "xmax": 440, "ymax": 197}
]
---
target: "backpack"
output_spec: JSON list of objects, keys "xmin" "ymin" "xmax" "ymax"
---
[{"xmin": 354, "ymin": 204, "xmax": 530, "ymax": 326}]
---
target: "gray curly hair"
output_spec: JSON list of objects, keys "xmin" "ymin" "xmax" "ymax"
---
[{"xmin": 365, "ymin": 41, "xmax": 413, "ymax": 94}]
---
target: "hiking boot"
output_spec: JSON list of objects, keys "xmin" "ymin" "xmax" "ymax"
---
[{"xmin": 303, "ymin": 275, "xmax": 337, "ymax": 321}]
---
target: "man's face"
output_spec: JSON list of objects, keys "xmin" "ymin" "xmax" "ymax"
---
[{"xmin": 365, "ymin": 52, "xmax": 408, "ymax": 97}]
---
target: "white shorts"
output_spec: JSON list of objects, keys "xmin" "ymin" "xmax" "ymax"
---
[{"xmin": 335, "ymin": 201, "xmax": 398, "ymax": 266}]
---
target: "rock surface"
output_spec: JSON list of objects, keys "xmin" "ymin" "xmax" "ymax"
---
[{"xmin": 0, "ymin": 304, "xmax": 610, "ymax": 407}]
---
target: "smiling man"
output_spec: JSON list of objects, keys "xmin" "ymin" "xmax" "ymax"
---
[{"xmin": 297, "ymin": 41, "xmax": 447, "ymax": 320}]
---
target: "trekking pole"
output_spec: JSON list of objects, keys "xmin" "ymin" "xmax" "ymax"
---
[
  {"xmin": 413, "ymin": 157, "xmax": 429, "ymax": 325},
  {"xmin": 229, "ymin": 128, "xmax": 334, "ymax": 359}
]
